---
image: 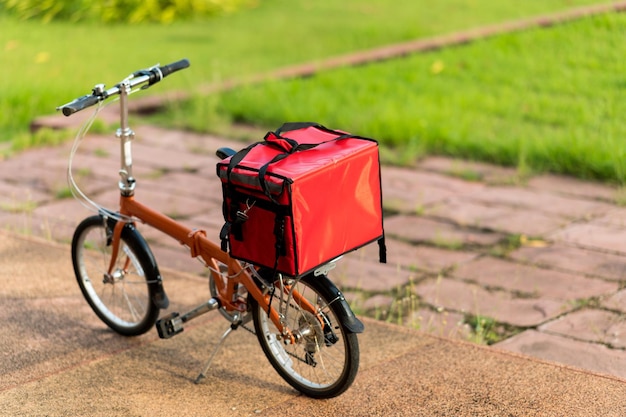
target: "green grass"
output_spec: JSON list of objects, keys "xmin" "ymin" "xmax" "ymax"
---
[
  {"xmin": 161, "ymin": 12, "xmax": 626, "ymax": 183},
  {"xmin": 0, "ymin": 0, "xmax": 610, "ymax": 142}
]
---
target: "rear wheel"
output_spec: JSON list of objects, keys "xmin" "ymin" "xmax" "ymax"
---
[
  {"xmin": 250, "ymin": 273, "xmax": 359, "ymax": 398},
  {"xmin": 71, "ymin": 215, "xmax": 159, "ymax": 336}
]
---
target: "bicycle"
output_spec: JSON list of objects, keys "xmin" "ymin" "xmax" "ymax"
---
[{"xmin": 58, "ymin": 59, "xmax": 365, "ymax": 399}]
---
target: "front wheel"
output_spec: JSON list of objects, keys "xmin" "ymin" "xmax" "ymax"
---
[
  {"xmin": 250, "ymin": 273, "xmax": 360, "ymax": 398},
  {"xmin": 71, "ymin": 215, "xmax": 160, "ymax": 336}
]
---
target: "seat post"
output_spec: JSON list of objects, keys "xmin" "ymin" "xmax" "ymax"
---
[{"xmin": 117, "ymin": 80, "xmax": 136, "ymax": 196}]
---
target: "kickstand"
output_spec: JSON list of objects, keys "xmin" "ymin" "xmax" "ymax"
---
[
  {"xmin": 194, "ymin": 312, "xmax": 254, "ymax": 384},
  {"xmin": 194, "ymin": 324, "xmax": 236, "ymax": 384}
]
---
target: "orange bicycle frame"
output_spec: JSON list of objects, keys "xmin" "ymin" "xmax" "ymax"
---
[
  {"xmin": 102, "ymin": 77, "xmax": 320, "ymax": 342},
  {"xmin": 111, "ymin": 193, "xmax": 320, "ymax": 340}
]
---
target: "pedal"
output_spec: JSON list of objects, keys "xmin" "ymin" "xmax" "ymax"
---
[{"xmin": 156, "ymin": 312, "xmax": 184, "ymax": 339}]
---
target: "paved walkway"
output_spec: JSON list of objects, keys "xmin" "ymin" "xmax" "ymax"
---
[
  {"xmin": 2, "ymin": 116, "xmax": 626, "ymax": 384},
  {"xmin": 3, "ymin": 232, "xmax": 626, "ymax": 416}
]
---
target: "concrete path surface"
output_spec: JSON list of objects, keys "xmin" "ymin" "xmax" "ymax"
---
[{"xmin": 2, "ymin": 232, "xmax": 626, "ymax": 416}]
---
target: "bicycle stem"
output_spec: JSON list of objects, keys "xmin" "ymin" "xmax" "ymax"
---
[{"xmin": 117, "ymin": 80, "xmax": 136, "ymax": 196}]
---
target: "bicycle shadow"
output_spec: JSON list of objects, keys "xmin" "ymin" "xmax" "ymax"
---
[{"xmin": 127, "ymin": 317, "xmax": 295, "ymax": 396}]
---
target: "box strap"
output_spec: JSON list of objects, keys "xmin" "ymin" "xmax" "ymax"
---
[
  {"xmin": 274, "ymin": 121, "xmax": 322, "ymax": 135},
  {"xmin": 378, "ymin": 236, "xmax": 387, "ymax": 264},
  {"xmin": 258, "ymin": 124, "xmax": 354, "ymax": 203},
  {"xmin": 225, "ymin": 142, "xmax": 261, "ymax": 180}
]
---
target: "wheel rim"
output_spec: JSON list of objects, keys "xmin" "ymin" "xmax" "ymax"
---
[
  {"xmin": 257, "ymin": 281, "xmax": 349, "ymax": 390},
  {"xmin": 76, "ymin": 224, "xmax": 151, "ymax": 329}
]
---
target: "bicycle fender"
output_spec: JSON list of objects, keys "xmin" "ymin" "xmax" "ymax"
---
[
  {"xmin": 310, "ymin": 274, "xmax": 364, "ymax": 334},
  {"xmin": 102, "ymin": 214, "xmax": 170, "ymax": 310}
]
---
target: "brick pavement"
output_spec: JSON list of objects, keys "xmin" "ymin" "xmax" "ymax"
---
[{"xmin": 3, "ymin": 121, "xmax": 626, "ymax": 380}]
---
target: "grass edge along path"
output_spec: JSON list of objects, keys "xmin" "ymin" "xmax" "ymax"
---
[
  {"xmin": 124, "ymin": 1, "xmax": 626, "ymax": 109},
  {"xmin": 225, "ymin": 0, "xmax": 626, "ymax": 89},
  {"xmin": 30, "ymin": 1, "xmax": 626, "ymax": 128}
]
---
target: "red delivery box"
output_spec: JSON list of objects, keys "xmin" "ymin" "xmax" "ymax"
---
[{"xmin": 217, "ymin": 122, "xmax": 386, "ymax": 277}]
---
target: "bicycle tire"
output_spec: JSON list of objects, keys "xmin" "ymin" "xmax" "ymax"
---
[
  {"xmin": 250, "ymin": 273, "xmax": 360, "ymax": 398},
  {"xmin": 71, "ymin": 215, "xmax": 160, "ymax": 336}
]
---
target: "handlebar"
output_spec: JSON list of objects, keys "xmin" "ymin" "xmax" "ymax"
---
[{"xmin": 57, "ymin": 58, "xmax": 190, "ymax": 117}]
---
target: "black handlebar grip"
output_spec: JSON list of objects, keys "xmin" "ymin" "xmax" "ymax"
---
[
  {"xmin": 61, "ymin": 94, "xmax": 101, "ymax": 117},
  {"xmin": 159, "ymin": 58, "xmax": 190, "ymax": 78}
]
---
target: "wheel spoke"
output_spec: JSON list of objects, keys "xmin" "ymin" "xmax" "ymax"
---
[{"xmin": 72, "ymin": 216, "xmax": 158, "ymax": 336}]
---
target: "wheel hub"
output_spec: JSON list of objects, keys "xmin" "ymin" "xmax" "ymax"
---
[
  {"xmin": 296, "ymin": 311, "xmax": 324, "ymax": 352},
  {"xmin": 103, "ymin": 268, "xmax": 125, "ymax": 284}
]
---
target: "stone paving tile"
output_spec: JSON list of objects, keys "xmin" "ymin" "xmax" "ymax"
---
[
  {"xmin": 347, "ymin": 293, "xmax": 471, "ymax": 340},
  {"xmin": 417, "ymin": 156, "xmax": 519, "ymax": 184},
  {"xmin": 94, "ymin": 188, "xmax": 217, "ymax": 220},
  {"xmin": 381, "ymin": 165, "xmax": 484, "ymax": 213},
  {"xmin": 539, "ymin": 309, "xmax": 626, "ymax": 349},
  {"xmin": 357, "ymin": 293, "xmax": 394, "ymax": 311},
  {"xmin": 0, "ymin": 146, "xmax": 70, "ymax": 183},
  {"xmin": 149, "ymin": 243, "xmax": 208, "ymax": 277},
  {"xmin": 452, "ymin": 257, "xmax": 617, "ymax": 300},
  {"xmin": 197, "ymin": 159, "xmax": 222, "ymax": 177},
  {"xmin": 52, "ymin": 151, "xmax": 155, "ymax": 184},
  {"xmin": 0, "ymin": 160, "xmax": 67, "ymax": 195},
  {"xmin": 602, "ymin": 289, "xmax": 626, "ymax": 314},
  {"xmin": 591, "ymin": 207, "xmax": 626, "ymax": 228},
  {"xmin": 483, "ymin": 209, "xmax": 568, "ymax": 236},
  {"xmin": 0, "ymin": 211, "xmax": 79, "ymax": 243},
  {"xmin": 186, "ymin": 207, "xmax": 226, "ymax": 229},
  {"xmin": 136, "ymin": 212, "xmax": 223, "ymax": 252},
  {"xmin": 549, "ymin": 223, "xmax": 626, "ymax": 255},
  {"xmin": 347, "ymin": 239, "xmax": 478, "ymax": 274},
  {"xmin": 140, "ymin": 171, "xmax": 223, "ymax": 204},
  {"xmin": 35, "ymin": 189, "xmax": 118, "ymax": 221},
  {"xmin": 0, "ymin": 181, "xmax": 50, "ymax": 209},
  {"xmin": 31, "ymin": 196, "xmax": 93, "ymax": 218},
  {"xmin": 133, "ymin": 125, "xmax": 247, "ymax": 155},
  {"xmin": 403, "ymin": 245, "xmax": 478, "ymax": 274},
  {"xmin": 331, "ymin": 257, "xmax": 422, "ymax": 293},
  {"xmin": 384, "ymin": 214, "xmax": 505, "ymax": 247},
  {"xmin": 386, "ymin": 165, "xmax": 486, "ymax": 195},
  {"xmin": 426, "ymin": 197, "xmax": 567, "ymax": 235},
  {"xmin": 60, "ymin": 171, "xmax": 115, "ymax": 200},
  {"xmin": 425, "ymin": 198, "xmax": 510, "ymax": 228},
  {"xmin": 414, "ymin": 278, "xmax": 569, "ymax": 327},
  {"xmin": 129, "ymin": 141, "xmax": 215, "ymax": 173},
  {"xmin": 527, "ymin": 174, "xmax": 616, "ymax": 202},
  {"xmin": 68, "ymin": 133, "xmax": 112, "ymax": 153},
  {"xmin": 494, "ymin": 330, "xmax": 626, "ymax": 379},
  {"xmin": 468, "ymin": 186, "xmax": 613, "ymax": 220},
  {"xmin": 510, "ymin": 242, "xmax": 626, "ymax": 281}
]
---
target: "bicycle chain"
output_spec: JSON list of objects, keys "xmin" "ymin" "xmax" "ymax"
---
[
  {"xmin": 286, "ymin": 349, "xmax": 311, "ymax": 365},
  {"xmin": 241, "ymin": 322, "xmax": 255, "ymax": 335}
]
